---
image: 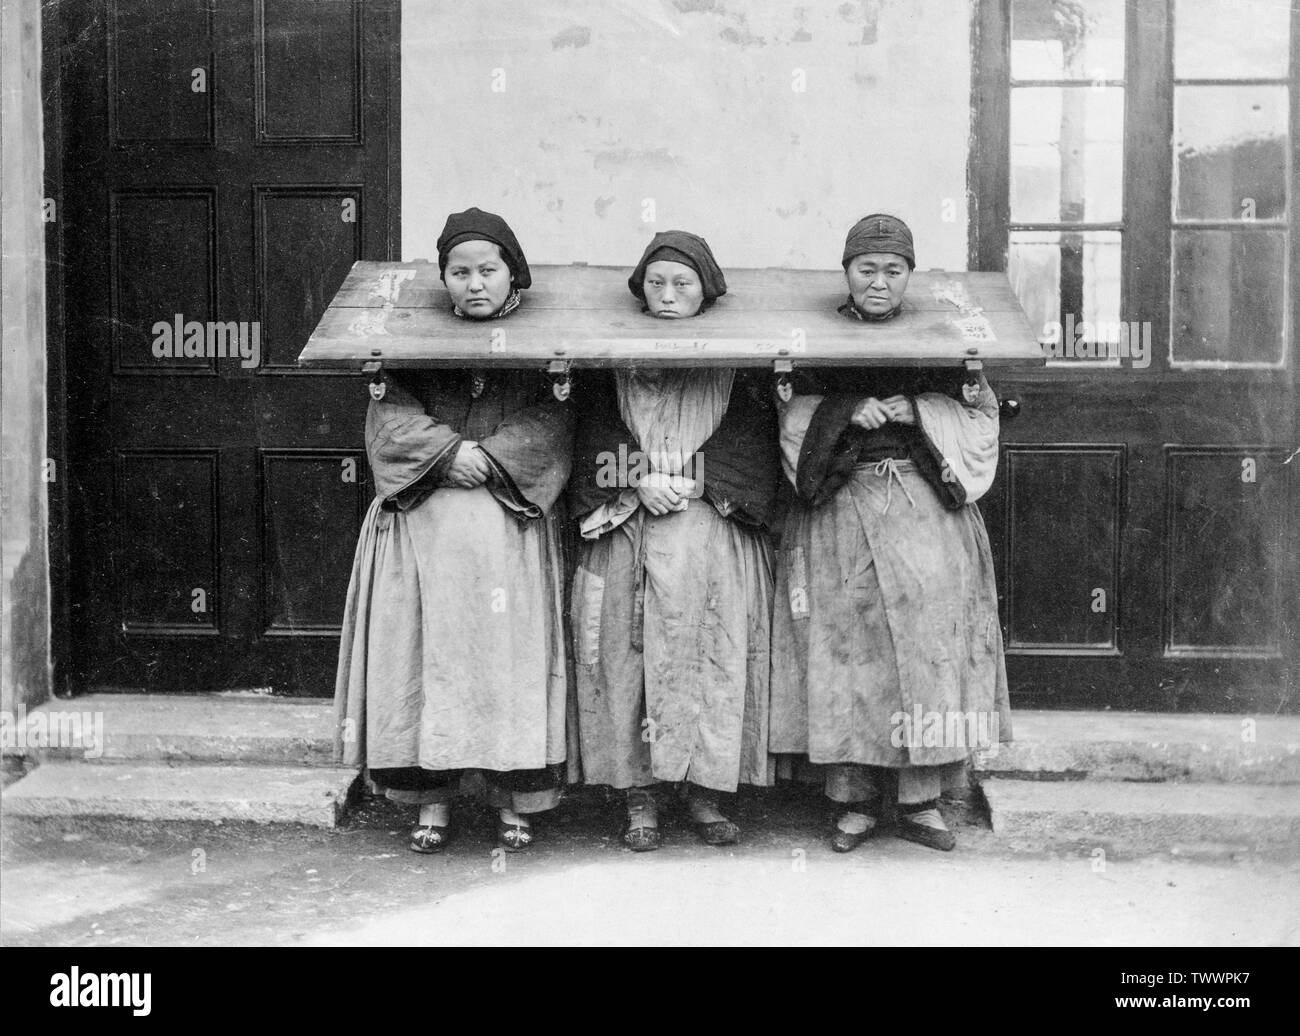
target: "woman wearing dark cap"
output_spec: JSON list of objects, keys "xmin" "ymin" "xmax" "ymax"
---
[
  {"xmin": 770, "ymin": 214, "xmax": 1011, "ymax": 853},
  {"xmin": 568, "ymin": 231, "xmax": 781, "ymax": 850},
  {"xmin": 334, "ymin": 208, "xmax": 574, "ymax": 854}
]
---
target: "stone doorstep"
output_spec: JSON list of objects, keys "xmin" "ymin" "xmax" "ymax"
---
[
  {"xmin": 0, "ymin": 762, "xmax": 360, "ymax": 829},
  {"xmin": 2, "ymin": 693, "xmax": 336, "ymax": 766},
  {"xmin": 981, "ymin": 778, "xmax": 1300, "ymax": 854},
  {"xmin": 973, "ymin": 710, "xmax": 1300, "ymax": 784},
  {"xmin": 4, "ymin": 701, "xmax": 1297, "ymax": 779}
]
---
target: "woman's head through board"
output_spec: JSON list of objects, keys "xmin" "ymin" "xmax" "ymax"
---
[
  {"xmin": 436, "ymin": 207, "xmax": 531, "ymax": 320},
  {"xmin": 629, "ymin": 230, "xmax": 728, "ymax": 319},
  {"xmin": 841, "ymin": 214, "xmax": 915, "ymax": 321}
]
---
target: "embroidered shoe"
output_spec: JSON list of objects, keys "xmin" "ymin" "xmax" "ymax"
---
[
  {"xmin": 623, "ymin": 823, "xmax": 662, "ymax": 852},
  {"xmin": 496, "ymin": 818, "xmax": 534, "ymax": 852},
  {"xmin": 694, "ymin": 819, "xmax": 741, "ymax": 846},
  {"xmin": 409, "ymin": 824, "xmax": 451, "ymax": 854},
  {"xmin": 624, "ymin": 793, "xmax": 662, "ymax": 852}
]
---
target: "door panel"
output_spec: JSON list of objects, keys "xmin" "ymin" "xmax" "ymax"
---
[
  {"xmin": 116, "ymin": 450, "xmax": 221, "ymax": 634},
  {"xmin": 254, "ymin": 185, "xmax": 364, "ymax": 370},
  {"xmin": 254, "ymin": 0, "xmax": 362, "ymax": 144},
  {"xmin": 995, "ymin": 445, "xmax": 1125, "ymax": 654},
  {"xmin": 1164, "ymin": 446, "xmax": 1288, "ymax": 657},
  {"xmin": 110, "ymin": 189, "xmax": 218, "ymax": 373},
  {"xmin": 258, "ymin": 449, "xmax": 368, "ymax": 638},
  {"xmin": 108, "ymin": 0, "xmax": 214, "ymax": 145},
  {"xmin": 60, "ymin": 0, "xmax": 396, "ymax": 694}
]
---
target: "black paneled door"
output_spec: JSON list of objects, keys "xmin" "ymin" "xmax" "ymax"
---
[{"xmin": 58, "ymin": 0, "xmax": 396, "ymax": 694}]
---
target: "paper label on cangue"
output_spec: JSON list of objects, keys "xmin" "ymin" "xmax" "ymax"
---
[
  {"xmin": 651, "ymin": 339, "xmax": 709, "ymax": 351},
  {"xmin": 955, "ymin": 315, "xmax": 996, "ymax": 343},
  {"xmin": 369, "ymin": 269, "xmax": 416, "ymax": 305}
]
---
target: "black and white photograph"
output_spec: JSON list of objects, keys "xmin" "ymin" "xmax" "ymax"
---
[{"xmin": 1, "ymin": 0, "xmax": 1297, "ymax": 976}]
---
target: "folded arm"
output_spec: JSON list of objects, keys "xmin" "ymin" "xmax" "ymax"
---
[{"xmin": 477, "ymin": 377, "xmax": 575, "ymax": 517}]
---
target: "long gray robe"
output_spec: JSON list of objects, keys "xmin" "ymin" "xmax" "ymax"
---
[
  {"xmin": 571, "ymin": 369, "xmax": 777, "ymax": 792},
  {"xmin": 770, "ymin": 375, "xmax": 1012, "ymax": 768},
  {"xmin": 334, "ymin": 369, "xmax": 573, "ymax": 773}
]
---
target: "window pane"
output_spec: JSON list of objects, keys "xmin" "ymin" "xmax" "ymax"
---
[
  {"xmin": 1171, "ymin": 229, "xmax": 1287, "ymax": 364},
  {"xmin": 1175, "ymin": 86, "xmax": 1289, "ymax": 220},
  {"xmin": 1011, "ymin": 0, "xmax": 1126, "ymax": 81},
  {"xmin": 1011, "ymin": 87, "xmax": 1124, "ymax": 223},
  {"xmin": 1009, "ymin": 230, "xmax": 1123, "ymax": 352},
  {"xmin": 1175, "ymin": 0, "xmax": 1291, "ymax": 79}
]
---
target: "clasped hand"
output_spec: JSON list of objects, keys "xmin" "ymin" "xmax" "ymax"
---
[
  {"xmin": 444, "ymin": 440, "xmax": 491, "ymax": 489},
  {"xmin": 851, "ymin": 395, "xmax": 914, "ymax": 430},
  {"xmin": 636, "ymin": 471, "xmax": 697, "ymax": 516}
]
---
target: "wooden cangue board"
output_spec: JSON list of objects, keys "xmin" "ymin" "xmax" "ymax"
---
[{"xmin": 298, "ymin": 262, "xmax": 1045, "ymax": 371}]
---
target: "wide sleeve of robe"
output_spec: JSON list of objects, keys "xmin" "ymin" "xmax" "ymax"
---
[
  {"xmin": 477, "ymin": 373, "xmax": 576, "ymax": 517},
  {"xmin": 365, "ymin": 370, "xmax": 573, "ymax": 519},
  {"xmin": 785, "ymin": 367, "xmax": 993, "ymax": 509},
  {"xmin": 913, "ymin": 372, "xmax": 1000, "ymax": 505},
  {"xmin": 364, "ymin": 372, "xmax": 462, "ymax": 512}
]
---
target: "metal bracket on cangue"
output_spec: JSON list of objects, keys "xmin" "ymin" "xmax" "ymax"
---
[
  {"xmin": 547, "ymin": 359, "xmax": 572, "ymax": 401},
  {"xmin": 362, "ymin": 358, "xmax": 385, "ymax": 400}
]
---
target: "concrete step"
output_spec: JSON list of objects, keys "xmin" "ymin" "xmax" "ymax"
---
[
  {"xmin": 974, "ymin": 710, "xmax": 1300, "ymax": 784},
  {"xmin": 0, "ymin": 762, "xmax": 359, "ymax": 828},
  {"xmin": 982, "ymin": 778, "xmax": 1300, "ymax": 856},
  {"xmin": 2, "ymin": 694, "xmax": 336, "ymax": 766}
]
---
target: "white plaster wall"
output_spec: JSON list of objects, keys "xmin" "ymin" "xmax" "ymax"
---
[{"xmin": 402, "ymin": 0, "xmax": 972, "ymax": 271}]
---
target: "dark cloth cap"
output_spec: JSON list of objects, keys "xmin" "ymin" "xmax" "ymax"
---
[
  {"xmin": 628, "ymin": 230, "xmax": 728, "ymax": 302},
  {"xmin": 437, "ymin": 207, "xmax": 531, "ymax": 289},
  {"xmin": 842, "ymin": 213, "xmax": 915, "ymax": 270}
]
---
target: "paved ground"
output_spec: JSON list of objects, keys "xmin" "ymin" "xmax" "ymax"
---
[{"xmin": 3, "ymin": 787, "xmax": 1298, "ymax": 946}]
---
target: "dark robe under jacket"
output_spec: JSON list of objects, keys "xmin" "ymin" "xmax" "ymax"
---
[
  {"xmin": 334, "ymin": 368, "xmax": 575, "ymax": 774},
  {"xmin": 569, "ymin": 368, "xmax": 781, "ymax": 528}
]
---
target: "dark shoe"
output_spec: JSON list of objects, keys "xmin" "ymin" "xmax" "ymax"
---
[
  {"xmin": 496, "ymin": 818, "xmax": 534, "ymax": 852},
  {"xmin": 409, "ymin": 824, "xmax": 451, "ymax": 854},
  {"xmin": 624, "ymin": 790, "xmax": 661, "ymax": 852},
  {"xmin": 685, "ymin": 786, "xmax": 739, "ymax": 845},
  {"xmin": 694, "ymin": 819, "xmax": 740, "ymax": 846},
  {"xmin": 623, "ymin": 823, "xmax": 662, "ymax": 852},
  {"xmin": 895, "ymin": 807, "xmax": 956, "ymax": 852},
  {"xmin": 830, "ymin": 813, "xmax": 877, "ymax": 853}
]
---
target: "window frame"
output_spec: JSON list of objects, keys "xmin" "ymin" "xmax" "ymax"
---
[{"xmin": 969, "ymin": 0, "xmax": 1299, "ymax": 379}]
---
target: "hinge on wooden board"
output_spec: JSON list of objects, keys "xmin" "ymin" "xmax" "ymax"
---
[
  {"xmin": 962, "ymin": 357, "xmax": 982, "ymax": 404},
  {"xmin": 774, "ymin": 359, "xmax": 794, "ymax": 403},
  {"xmin": 547, "ymin": 359, "xmax": 572, "ymax": 401},
  {"xmin": 963, "ymin": 354, "xmax": 1022, "ymax": 421},
  {"xmin": 362, "ymin": 360, "xmax": 385, "ymax": 400}
]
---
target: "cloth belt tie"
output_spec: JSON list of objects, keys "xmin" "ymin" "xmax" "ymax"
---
[{"xmin": 873, "ymin": 457, "xmax": 917, "ymax": 514}]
